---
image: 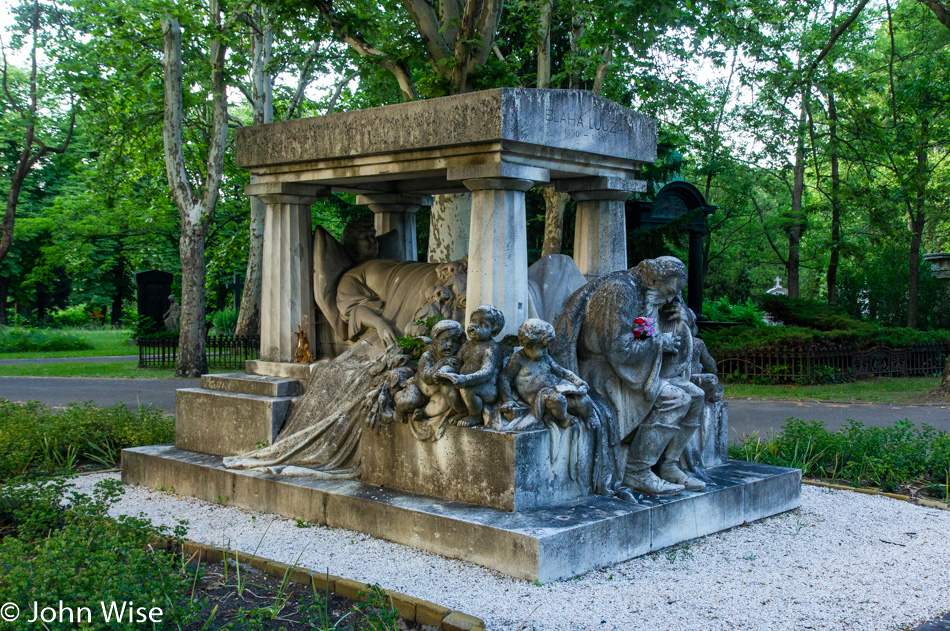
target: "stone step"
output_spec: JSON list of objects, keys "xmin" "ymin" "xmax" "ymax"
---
[
  {"xmin": 175, "ymin": 388, "xmax": 294, "ymax": 457},
  {"xmin": 201, "ymin": 372, "xmax": 303, "ymax": 397}
]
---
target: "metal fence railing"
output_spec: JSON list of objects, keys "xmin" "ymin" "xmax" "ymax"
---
[
  {"xmin": 137, "ymin": 335, "xmax": 260, "ymax": 370},
  {"xmin": 716, "ymin": 342, "xmax": 949, "ymax": 384}
]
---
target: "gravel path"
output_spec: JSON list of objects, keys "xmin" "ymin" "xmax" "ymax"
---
[{"xmin": 75, "ymin": 473, "xmax": 950, "ymax": 631}]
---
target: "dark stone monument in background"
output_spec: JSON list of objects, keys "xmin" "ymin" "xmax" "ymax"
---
[
  {"xmin": 134, "ymin": 270, "xmax": 173, "ymax": 332},
  {"xmin": 627, "ymin": 181, "xmax": 716, "ymax": 318}
]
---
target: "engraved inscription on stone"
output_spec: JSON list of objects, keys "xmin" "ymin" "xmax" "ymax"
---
[{"xmin": 544, "ymin": 106, "xmax": 624, "ymax": 144}]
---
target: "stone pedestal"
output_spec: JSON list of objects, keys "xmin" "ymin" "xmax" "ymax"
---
[
  {"xmin": 356, "ymin": 193, "xmax": 432, "ymax": 262},
  {"xmin": 245, "ymin": 182, "xmax": 326, "ymax": 365},
  {"xmin": 557, "ymin": 177, "xmax": 645, "ymax": 276},
  {"xmin": 461, "ymin": 174, "xmax": 540, "ymax": 337},
  {"xmin": 123, "ymin": 446, "xmax": 801, "ymax": 583},
  {"xmin": 174, "ymin": 373, "xmax": 302, "ymax": 456},
  {"xmin": 362, "ymin": 424, "xmax": 593, "ymax": 511}
]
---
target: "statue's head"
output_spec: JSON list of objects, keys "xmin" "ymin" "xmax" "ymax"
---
[
  {"xmin": 468, "ymin": 304, "xmax": 504, "ymax": 341},
  {"xmin": 635, "ymin": 256, "xmax": 687, "ymax": 307},
  {"xmin": 431, "ymin": 319, "xmax": 464, "ymax": 357},
  {"xmin": 518, "ymin": 318, "xmax": 555, "ymax": 360},
  {"xmin": 341, "ymin": 217, "xmax": 378, "ymax": 262}
]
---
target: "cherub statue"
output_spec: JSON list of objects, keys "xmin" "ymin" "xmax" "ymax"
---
[
  {"xmin": 437, "ymin": 304, "xmax": 505, "ymax": 427},
  {"xmin": 500, "ymin": 319, "xmax": 593, "ymax": 429},
  {"xmin": 393, "ymin": 319, "xmax": 464, "ymax": 422}
]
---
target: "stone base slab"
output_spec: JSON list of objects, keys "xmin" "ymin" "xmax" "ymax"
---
[
  {"xmin": 174, "ymin": 389, "xmax": 293, "ymax": 456},
  {"xmin": 122, "ymin": 445, "xmax": 801, "ymax": 582}
]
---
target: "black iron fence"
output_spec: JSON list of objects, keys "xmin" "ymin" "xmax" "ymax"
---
[
  {"xmin": 716, "ymin": 342, "xmax": 950, "ymax": 384},
  {"xmin": 137, "ymin": 335, "xmax": 260, "ymax": 370}
]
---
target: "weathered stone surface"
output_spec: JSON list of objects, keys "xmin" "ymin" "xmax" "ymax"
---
[
  {"xmin": 174, "ymin": 389, "xmax": 293, "ymax": 456},
  {"xmin": 361, "ymin": 424, "xmax": 591, "ymax": 511},
  {"xmin": 246, "ymin": 360, "xmax": 319, "ymax": 381},
  {"xmin": 122, "ymin": 445, "xmax": 801, "ymax": 582},
  {"xmin": 442, "ymin": 611, "xmax": 485, "ymax": 631},
  {"xmin": 571, "ymin": 198, "xmax": 627, "ymax": 277},
  {"xmin": 200, "ymin": 373, "xmax": 303, "ymax": 397},
  {"xmin": 237, "ymin": 89, "xmax": 656, "ymax": 170},
  {"xmin": 464, "ymin": 179, "xmax": 531, "ymax": 336}
]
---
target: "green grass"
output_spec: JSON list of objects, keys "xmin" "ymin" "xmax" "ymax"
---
[
  {"xmin": 0, "ymin": 327, "xmax": 137, "ymax": 359},
  {"xmin": 726, "ymin": 377, "xmax": 943, "ymax": 403},
  {"xmin": 0, "ymin": 361, "xmax": 178, "ymax": 378}
]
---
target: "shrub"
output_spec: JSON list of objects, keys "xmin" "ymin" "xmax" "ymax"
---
[
  {"xmin": 0, "ymin": 401, "xmax": 174, "ymax": 481},
  {"xmin": 49, "ymin": 304, "xmax": 93, "ymax": 328},
  {"xmin": 730, "ymin": 418, "xmax": 950, "ymax": 498},
  {"xmin": 0, "ymin": 328, "xmax": 94, "ymax": 353},
  {"xmin": 0, "ymin": 478, "xmax": 199, "ymax": 629},
  {"xmin": 702, "ymin": 297, "xmax": 767, "ymax": 327},
  {"xmin": 210, "ymin": 307, "xmax": 239, "ymax": 336}
]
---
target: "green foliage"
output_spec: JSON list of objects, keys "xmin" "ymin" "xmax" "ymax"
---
[
  {"xmin": 0, "ymin": 327, "xmax": 93, "ymax": 353},
  {"xmin": 395, "ymin": 315, "xmax": 443, "ymax": 360},
  {"xmin": 0, "ymin": 400, "xmax": 173, "ymax": 481},
  {"xmin": 210, "ymin": 307, "xmax": 239, "ymax": 336},
  {"xmin": 702, "ymin": 297, "xmax": 767, "ymax": 327},
  {"xmin": 731, "ymin": 419, "xmax": 950, "ymax": 498},
  {"xmin": 0, "ymin": 478, "xmax": 199, "ymax": 629},
  {"xmin": 49, "ymin": 304, "xmax": 95, "ymax": 328}
]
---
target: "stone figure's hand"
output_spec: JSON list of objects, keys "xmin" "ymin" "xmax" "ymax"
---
[
  {"xmin": 578, "ymin": 382, "xmax": 589, "ymax": 395},
  {"xmin": 377, "ymin": 322, "xmax": 399, "ymax": 347},
  {"xmin": 439, "ymin": 372, "xmax": 461, "ymax": 386},
  {"xmin": 659, "ymin": 333, "xmax": 680, "ymax": 353}
]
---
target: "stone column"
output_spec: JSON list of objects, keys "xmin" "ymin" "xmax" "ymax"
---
[
  {"xmin": 556, "ymin": 177, "xmax": 645, "ymax": 277},
  {"xmin": 355, "ymin": 193, "xmax": 432, "ymax": 262},
  {"xmin": 462, "ymin": 178, "xmax": 534, "ymax": 338},
  {"xmin": 245, "ymin": 182, "xmax": 327, "ymax": 365}
]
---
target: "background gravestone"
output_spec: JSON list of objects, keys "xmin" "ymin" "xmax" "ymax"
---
[{"xmin": 134, "ymin": 270, "xmax": 173, "ymax": 333}]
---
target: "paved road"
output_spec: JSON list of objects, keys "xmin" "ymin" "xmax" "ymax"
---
[
  {"xmin": 727, "ymin": 398, "xmax": 950, "ymax": 440},
  {"xmin": 0, "ymin": 376, "xmax": 197, "ymax": 411},
  {"xmin": 0, "ymin": 355, "xmax": 137, "ymax": 365}
]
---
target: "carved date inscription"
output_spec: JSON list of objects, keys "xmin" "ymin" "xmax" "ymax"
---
[{"xmin": 544, "ymin": 107, "xmax": 623, "ymax": 143}]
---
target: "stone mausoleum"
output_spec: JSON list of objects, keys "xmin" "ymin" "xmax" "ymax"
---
[{"xmin": 122, "ymin": 89, "xmax": 800, "ymax": 582}]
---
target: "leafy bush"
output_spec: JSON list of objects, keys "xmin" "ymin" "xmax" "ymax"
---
[
  {"xmin": 702, "ymin": 297, "xmax": 767, "ymax": 327},
  {"xmin": 0, "ymin": 478, "xmax": 199, "ymax": 629},
  {"xmin": 49, "ymin": 304, "xmax": 93, "ymax": 328},
  {"xmin": 0, "ymin": 327, "xmax": 94, "ymax": 353},
  {"xmin": 127, "ymin": 315, "xmax": 176, "ymax": 339},
  {"xmin": 731, "ymin": 418, "xmax": 950, "ymax": 498},
  {"xmin": 0, "ymin": 401, "xmax": 174, "ymax": 481},
  {"xmin": 210, "ymin": 307, "xmax": 239, "ymax": 336}
]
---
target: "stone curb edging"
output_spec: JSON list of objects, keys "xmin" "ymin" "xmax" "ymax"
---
[
  {"xmin": 802, "ymin": 479, "xmax": 950, "ymax": 511},
  {"xmin": 725, "ymin": 397, "xmax": 950, "ymax": 407},
  {"xmin": 156, "ymin": 537, "xmax": 487, "ymax": 631}
]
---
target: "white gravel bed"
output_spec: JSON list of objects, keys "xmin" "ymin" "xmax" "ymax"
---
[{"xmin": 72, "ymin": 473, "xmax": 950, "ymax": 631}]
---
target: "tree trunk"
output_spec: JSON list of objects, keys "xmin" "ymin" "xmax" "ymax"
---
[
  {"xmin": 235, "ymin": 194, "xmax": 265, "ymax": 336},
  {"xmin": 788, "ymin": 95, "xmax": 808, "ymax": 299},
  {"xmin": 540, "ymin": 188, "xmax": 568, "ymax": 256},
  {"xmin": 178, "ymin": 221, "xmax": 208, "ymax": 375},
  {"xmin": 427, "ymin": 193, "xmax": 472, "ymax": 263},
  {"xmin": 161, "ymin": 9, "xmax": 228, "ymax": 377},
  {"xmin": 0, "ymin": 276, "xmax": 9, "ymax": 326},
  {"xmin": 537, "ymin": 0, "xmax": 553, "ymax": 88},
  {"xmin": 907, "ymin": 118, "xmax": 929, "ymax": 329},
  {"xmin": 110, "ymin": 256, "xmax": 126, "ymax": 326},
  {"xmin": 827, "ymin": 90, "xmax": 841, "ymax": 306}
]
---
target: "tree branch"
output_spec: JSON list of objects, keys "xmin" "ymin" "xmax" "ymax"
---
[
  {"xmin": 920, "ymin": 0, "xmax": 950, "ymax": 29},
  {"xmin": 804, "ymin": 0, "xmax": 870, "ymax": 81},
  {"xmin": 400, "ymin": 0, "xmax": 451, "ymax": 63}
]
